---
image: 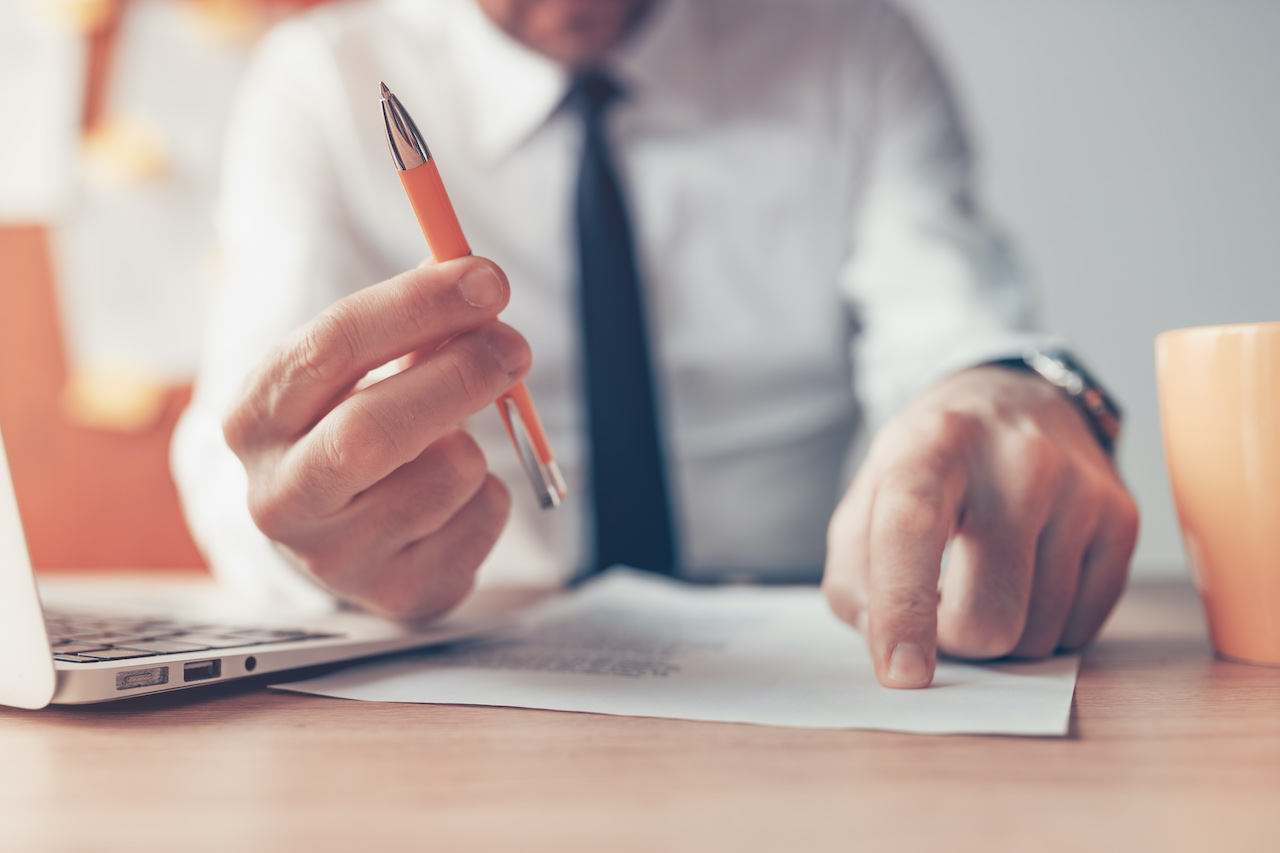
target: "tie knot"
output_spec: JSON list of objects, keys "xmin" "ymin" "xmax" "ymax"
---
[{"xmin": 569, "ymin": 69, "xmax": 623, "ymax": 119}]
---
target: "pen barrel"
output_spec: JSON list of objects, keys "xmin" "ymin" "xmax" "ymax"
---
[
  {"xmin": 392, "ymin": 136, "xmax": 565, "ymax": 506},
  {"xmin": 398, "ymin": 160, "xmax": 471, "ymax": 262}
]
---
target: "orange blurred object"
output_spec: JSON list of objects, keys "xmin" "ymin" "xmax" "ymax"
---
[
  {"xmin": 0, "ymin": 0, "xmax": 350, "ymax": 572},
  {"xmin": 1158, "ymin": 322, "xmax": 1280, "ymax": 665},
  {"xmin": 0, "ymin": 226, "xmax": 206, "ymax": 571}
]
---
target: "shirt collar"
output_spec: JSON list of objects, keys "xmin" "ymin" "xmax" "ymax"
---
[{"xmin": 451, "ymin": 0, "xmax": 704, "ymax": 166}]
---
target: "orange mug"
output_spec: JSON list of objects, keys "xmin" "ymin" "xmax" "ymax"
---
[{"xmin": 1157, "ymin": 322, "xmax": 1280, "ymax": 665}]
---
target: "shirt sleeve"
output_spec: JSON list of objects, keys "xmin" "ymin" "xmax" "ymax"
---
[
  {"xmin": 838, "ymin": 5, "xmax": 1064, "ymax": 436},
  {"xmin": 170, "ymin": 22, "xmax": 366, "ymax": 610}
]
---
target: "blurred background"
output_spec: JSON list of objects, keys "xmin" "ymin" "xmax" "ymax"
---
[
  {"xmin": 0, "ymin": 0, "xmax": 1277, "ymax": 576},
  {"xmin": 0, "ymin": 0, "xmax": 317, "ymax": 571},
  {"xmin": 906, "ymin": 0, "xmax": 1280, "ymax": 577}
]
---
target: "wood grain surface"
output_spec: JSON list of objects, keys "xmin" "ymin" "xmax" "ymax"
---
[{"xmin": 3, "ymin": 577, "xmax": 1279, "ymax": 853}]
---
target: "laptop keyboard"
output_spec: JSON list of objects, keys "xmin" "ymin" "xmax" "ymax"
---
[{"xmin": 46, "ymin": 611, "xmax": 342, "ymax": 663}]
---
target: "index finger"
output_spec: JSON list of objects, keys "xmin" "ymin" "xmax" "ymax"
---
[
  {"xmin": 226, "ymin": 256, "xmax": 509, "ymax": 449},
  {"xmin": 867, "ymin": 445, "xmax": 967, "ymax": 689}
]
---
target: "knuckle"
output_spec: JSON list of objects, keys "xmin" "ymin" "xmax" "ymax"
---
[
  {"xmin": 317, "ymin": 412, "xmax": 388, "ymax": 489},
  {"xmin": 873, "ymin": 483, "xmax": 949, "ymax": 541},
  {"xmin": 398, "ymin": 268, "xmax": 448, "ymax": 336},
  {"xmin": 245, "ymin": 476, "xmax": 319, "ymax": 546},
  {"xmin": 1112, "ymin": 493, "xmax": 1141, "ymax": 544},
  {"xmin": 1012, "ymin": 426, "xmax": 1063, "ymax": 485},
  {"xmin": 246, "ymin": 487, "xmax": 290, "ymax": 540},
  {"xmin": 293, "ymin": 305, "xmax": 361, "ymax": 387},
  {"xmin": 371, "ymin": 475, "xmax": 509, "ymax": 622},
  {"xmin": 318, "ymin": 418, "xmax": 358, "ymax": 476},
  {"xmin": 436, "ymin": 341, "xmax": 497, "ymax": 405},
  {"xmin": 1078, "ymin": 474, "xmax": 1111, "ymax": 514},
  {"xmin": 879, "ymin": 586, "xmax": 939, "ymax": 627},
  {"xmin": 411, "ymin": 435, "xmax": 490, "ymax": 528},
  {"xmin": 919, "ymin": 409, "xmax": 984, "ymax": 458},
  {"xmin": 222, "ymin": 371, "xmax": 274, "ymax": 453}
]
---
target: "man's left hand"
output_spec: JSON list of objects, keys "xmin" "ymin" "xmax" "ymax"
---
[{"xmin": 823, "ymin": 365, "xmax": 1139, "ymax": 689}]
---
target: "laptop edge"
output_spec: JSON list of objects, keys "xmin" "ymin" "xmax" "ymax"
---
[{"xmin": 0, "ymin": 427, "xmax": 57, "ymax": 709}]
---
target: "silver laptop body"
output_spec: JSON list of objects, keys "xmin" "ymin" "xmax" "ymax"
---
[{"xmin": 0, "ymin": 425, "xmax": 490, "ymax": 709}]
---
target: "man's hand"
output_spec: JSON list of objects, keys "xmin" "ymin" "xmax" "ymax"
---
[
  {"xmin": 823, "ymin": 366, "xmax": 1139, "ymax": 689},
  {"xmin": 223, "ymin": 257, "xmax": 530, "ymax": 620}
]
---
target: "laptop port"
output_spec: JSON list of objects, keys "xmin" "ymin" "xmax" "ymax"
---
[
  {"xmin": 183, "ymin": 659, "xmax": 222, "ymax": 682},
  {"xmin": 116, "ymin": 666, "xmax": 169, "ymax": 691}
]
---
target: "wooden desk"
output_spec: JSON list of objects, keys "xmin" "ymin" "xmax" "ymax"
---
[{"xmin": 3, "ymin": 578, "xmax": 1279, "ymax": 853}]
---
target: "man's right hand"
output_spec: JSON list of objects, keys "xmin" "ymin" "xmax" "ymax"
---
[{"xmin": 222, "ymin": 257, "xmax": 531, "ymax": 620}]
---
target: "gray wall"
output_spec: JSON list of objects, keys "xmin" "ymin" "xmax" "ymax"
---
[{"xmin": 904, "ymin": 0, "xmax": 1280, "ymax": 577}]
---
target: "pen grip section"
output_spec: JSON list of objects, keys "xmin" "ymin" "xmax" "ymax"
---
[{"xmin": 398, "ymin": 161, "xmax": 471, "ymax": 263}]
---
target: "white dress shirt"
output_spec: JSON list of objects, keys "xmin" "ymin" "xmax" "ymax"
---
[{"xmin": 172, "ymin": 0, "xmax": 1060, "ymax": 608}]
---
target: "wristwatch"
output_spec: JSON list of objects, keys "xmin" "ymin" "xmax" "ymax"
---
[{"xmin": 990, "ymin": 347, "xmax": 1123, "ymax": 456}]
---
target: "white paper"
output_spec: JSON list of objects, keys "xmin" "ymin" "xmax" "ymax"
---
[{"xmin": 272, "ymin": 570, "xmax": 1079, "ymax": 736}]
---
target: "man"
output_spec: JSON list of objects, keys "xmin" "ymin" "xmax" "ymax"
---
[{"xmin": 173, "ymin": 0, "xmax": 1139, "ymax": 690}]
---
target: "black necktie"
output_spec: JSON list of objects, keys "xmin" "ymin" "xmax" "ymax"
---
[{"xmin": 569, "ymin": 70, "xmax": 678, "ymax": 577}]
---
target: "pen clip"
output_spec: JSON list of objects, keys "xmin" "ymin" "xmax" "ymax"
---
[{"xmin": 503, "ymin": 396, "xmax": 566, "ymax": 510}]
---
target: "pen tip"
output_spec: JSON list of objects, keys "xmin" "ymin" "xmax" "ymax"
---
[{"xmin": 379, "ymin": 81, "xmax": 391, "ymax": 99}]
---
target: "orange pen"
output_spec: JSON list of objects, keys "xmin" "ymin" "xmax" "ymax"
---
[{"xmin": 380, "ymin": 83, "xmax": 567, "ymax": 509}]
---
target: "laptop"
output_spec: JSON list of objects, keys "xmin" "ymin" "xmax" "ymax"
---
[{"xmin": 0, "ymin": 424, "xmax": 498, "ymax": 709}]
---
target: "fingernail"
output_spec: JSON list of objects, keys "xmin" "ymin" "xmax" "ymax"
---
[
  {"xmin": 458, "ymin": 266, "xmax": 503, "ymax": 309},
  {"xmin": 887, "ymin": 642, "xmax": 930, "ymax": 687}
]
